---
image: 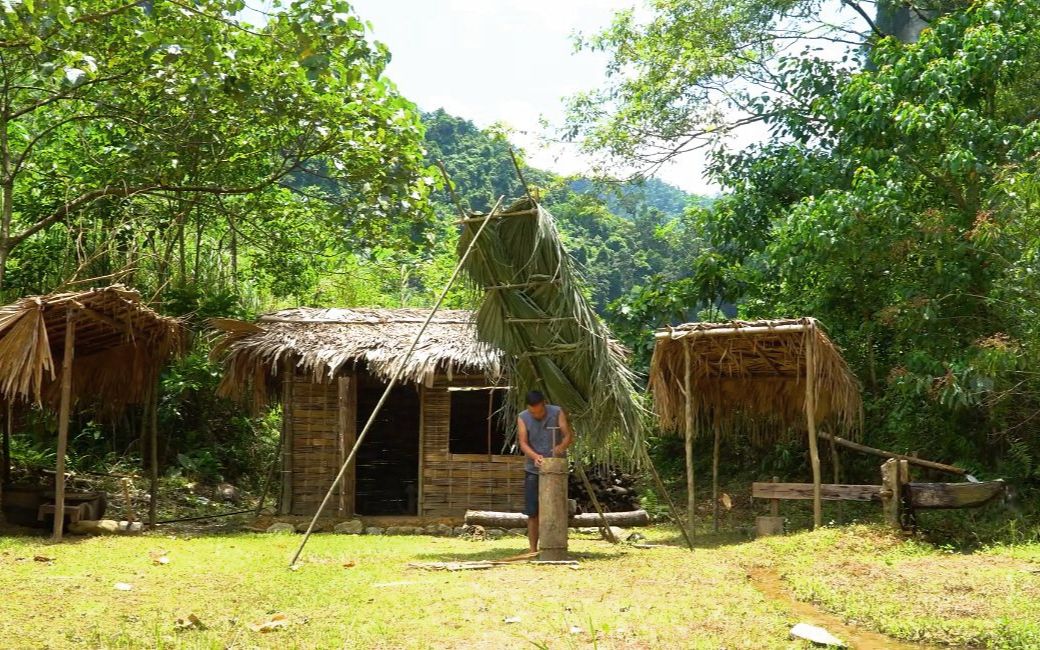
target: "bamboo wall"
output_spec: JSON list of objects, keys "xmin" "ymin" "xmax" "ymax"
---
[{"xmin": 281, "ymin": 369, "xmax": 524, "ymax": 519}]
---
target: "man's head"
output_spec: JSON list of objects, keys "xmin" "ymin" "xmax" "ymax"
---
[{"xmin": 525, "ymin": 390, "xmax": 546, "ymax": 418}]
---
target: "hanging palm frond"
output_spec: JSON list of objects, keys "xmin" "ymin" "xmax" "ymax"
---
[{"xmin": 457, "ymin": 197, "xmax": 645, "ymax": 463}]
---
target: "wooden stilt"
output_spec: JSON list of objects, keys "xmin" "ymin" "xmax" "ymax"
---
[
  {"xmin": 712, "ymin": 423, "xmax": 721, "ymax": 532},
  {"xmin": 805, "ymin": 324, "xmax": 823, "ymax": 529},
  {"xmin": 640, "ymin": 446, "xmax": 694, "ymax": 551},
  {"xmin": 148, "ymin": 380, "xmax": 159, "ymax": 528},
  {"xmin": 683, "ymin": 341, "xmax": 696, "ymax": 536},
  {"xmin": 279, "ymin": 357, "xmax": 293, "ymax": 516},
  {"xmin": 53, "ymin": 310, "xmax": 77, "ymax": 541}
]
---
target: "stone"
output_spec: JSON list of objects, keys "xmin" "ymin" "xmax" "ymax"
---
[
  {"xmin": 452, "ymin": 526, "xmax": 467, "ymax": 537},
  {"xmin": 385, "ymin": 526, "xmax": 422, "ymax": 535},
  {"xmin": 790, "ymin": 623, "xmax": 846, "ymax": 647},
  {"xmin": 508, "ymin": 528, "xmax": 527, "ymax": 537},
  {"xmin": 266, "ymin": 522, "xmax": 296, "ymax": 534},
  {"xmin": 605, "ymin": 526, "xmax": 627, "ymax": 541},
  {"xmin": 68, "ymin": 519, "xmax": 120, "ymax": 535},
  {"xmin": 485, "ymin": 528, "xmax": 507, "ymax": 539},
  {"xmin": 118, "ymin": 521, "xmax": 144, "ymax": 535},
  {"xmin": 334, "ymin": 519, "xmax": 364, "ymax": 535},
  {"xmin": 364, "ymin": 527, "xmax": 385, "ymax": 535},
  {"xmin": 216, "ymin": 482, "xmax": 241, "ymax": 504},
  {"xmin": 425, "ymin": 523, "xmax": 453, "ymax": 537},
  {"xmin": 577, "ymin": 527, "xmax": 598, "ymax": 535}
]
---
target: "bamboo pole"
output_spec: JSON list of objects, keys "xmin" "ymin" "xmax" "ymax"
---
[
  {"xmin": 279, "ymin": 356, "xmax": 293, "ymax": 515},
  {"xmin": 683, "ymin": 341, "xmax": 696, "ymax": 536},
  {"xmin": 828, "ymin": 429, "xmax": 842, "ymax": 523},
  {"xmin": 804, "ymin": 324, "xmax": 823, "ymax": 529},
  {"xmin": 712, "ymin": 423, "xmax": 721, "ymax": 532},
  {"xmin": 640, "ymin": 446, "xmax": 694, "ymax": 551},
  {"xmin": 52, "ymin": 309, "xmax": 77, "ymax": 541},
  {"xmin": 816, "ymin": 431, "xmax": 967, "ymax": 476},
  {"xmin": 148, "ymin": 379, "xmax": 159, "ymax": 528},
  {"xmin": 289, "ymin": 196, "xmax": 504, "ymax": 567},
  {"xmin": 575, "ymin": 463, "xmax": 617, "ymax": 543}
]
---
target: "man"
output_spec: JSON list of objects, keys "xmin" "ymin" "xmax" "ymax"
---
[{"xmin": 517, "ymin": 390, "xmax": 574, "ymax": 553}]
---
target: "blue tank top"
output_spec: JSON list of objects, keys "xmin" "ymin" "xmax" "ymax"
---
[{"xmin": 520, "ymin": 404, "xmax": 563, "ymax": 474}]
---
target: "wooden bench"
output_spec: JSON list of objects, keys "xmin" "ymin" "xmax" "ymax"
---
[{"xmin": 37, "ymin": 502, "xmax": 93, "ymax": 525}]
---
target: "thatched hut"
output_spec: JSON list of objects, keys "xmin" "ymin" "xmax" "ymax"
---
[
  {"xmin": 0, "ymin": 285, "xmax": 183, "ymax": 539},
  {"xmin": 649, "ymin": 318, "xmax": 861, "ymax": 530},
  {"xmin": 212, "ymin": 307, "xmax": 526, "ymax": 521}
]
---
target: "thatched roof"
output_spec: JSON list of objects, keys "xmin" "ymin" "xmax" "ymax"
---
[
  {"xmin": 211, "ymin": 308, "xmax": 504, "ymax": 403},
  {"xmin": 457, "ymin": 197, "xmax": 644, "ymax": 461},
  {"xmin": 649, "ymin": 318, "xmax": 861, "ymax": 443},
  {"xmin": 0, "ymin": 285, "xmax": 183, "ymax": 410}
]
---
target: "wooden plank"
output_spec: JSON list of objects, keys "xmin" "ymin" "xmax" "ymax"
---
[{"xmin": 751, "ymin": 482, "xmax": 881, "ymax": 502}]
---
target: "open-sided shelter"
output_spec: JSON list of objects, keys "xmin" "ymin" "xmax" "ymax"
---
[
  {"xmin": 212, "ymin": 307, "xmax": 527, "ymax": 521},
  {"xmin": 650, "ymin": 318, "xmax": 861, "ymax": 529},
  {"xmin": 0, "ymin": 285, "xmax": 183, "ymax": 539}
]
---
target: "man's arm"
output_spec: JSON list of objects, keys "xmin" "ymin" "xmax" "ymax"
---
[
  {"xmin": 554, "ymin": 409, "xmax": 575, "ymax": 457},
  {"xmin": 517, "ymin": 416, "xmax": 544, "ymax": 466}
]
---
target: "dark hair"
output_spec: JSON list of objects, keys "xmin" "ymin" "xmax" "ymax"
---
[{"xmin": 525, "ymin": 390, "xmax": 545, "ymax": 406}]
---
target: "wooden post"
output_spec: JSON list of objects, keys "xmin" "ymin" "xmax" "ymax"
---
[
  {"xmin": 53, "ymin": 310, "xmax": 76, "ymax": 541},
  {"xmin": 880, "ymin": 458, "xmax": 902, "ymax": 528},
  {"xmin": 712, "ymin": 423, "xmax": 721, "ymax": 532},
  {"xmin": 279, "ymin": 357, "xmax": 293, "ymax": 515},
  {"xmin": 2, "ymin": 401, "xmax": 10, "ymax": 485},
  {"xmin": 770, "ymin": 476, "xmax": 780, "ymax": 517},
  {"xmin": 828, "ymin": 431, "xmax": 842, "ymax": 523},
  {"xmin": 683, "ymin": 341, "xmax": 696, "ymax": 536},
  {"xmin": 148, "ymin": 380, "xmax": 159, "ymax": 528},
  {"xmin": 640, "ymin": 446, "xmax": 694, "ymax": 551},
  {"xmin": 336, "ymin": 375, "xmax": 355, "ymax": 517},
  {"xmin": 755, "ymin": 475, "xmax": 784, "ymax": 537},
  {"xmin": 804, "ymin": 325, "xmax": 823, "ymax": 529},
  {"xmin": 537, "ymin": 457, "xmax": 569, "ymax": 561}
]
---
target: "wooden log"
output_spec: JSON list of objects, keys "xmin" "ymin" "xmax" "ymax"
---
[
  {"xmin": 752, "ymin": 482, "xmax": 882, "ymax": 502},
  {"xmin": 756, "ymin": 516, "xmax": 784, "ymax": 537},
  {"xmin": 537, "ymin": 457, "xmax": 568, "ymax": 561},
  {"xmin": 148, "ymin": 382, "xmax": 159, "ymax": 528},
  {"xmin": 465, "ymin": 509, "xmax": 651, "ymax": 529},
  {"xmin": 816, "ymin": 431, "xmax": 967, "ymax": 476},
  {"xmin": 53, "ymin": 310, "xmax": 76, "ymax": 541},
  {"xmin": 908, "ymin": 480, "xmax": 1005, "ymax": 509},
  {"xmin": 880, "ymin": 459, "xmax": 901, "ymax": 528},
  {"xmin": 655, "ymin": 323, "xmax": 808, "ymax": 339}
]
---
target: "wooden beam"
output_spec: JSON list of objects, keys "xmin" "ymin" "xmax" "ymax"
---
[
  {"xmin": 816, "ymin": 431, "xmax": 967, "ymax": 476},
  {"xmin": 52, "ymin": 310, "xmax": 76, "ymax": 541},
  {"xmin": 465, "ymin": 509, "xmax": 650, "ymax": 529},
  {"xmin": 655, "ymin": 323, "xmax": 808, "ymax": 340},
  {"xmin": 752, "ymin": 482, "xmax": 881, "ymax": 502}
]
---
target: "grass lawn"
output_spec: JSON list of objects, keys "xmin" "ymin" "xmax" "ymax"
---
[{"xmin": 1, "ymin": 524, "xmax": 1038, "ymax": 649}]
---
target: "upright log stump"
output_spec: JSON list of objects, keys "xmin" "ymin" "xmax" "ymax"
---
[{"xmin": 538, "ymin": 457, "xmax": 569, "ymax": 561}]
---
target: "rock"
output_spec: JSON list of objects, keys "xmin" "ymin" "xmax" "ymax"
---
[
  {"xmin": 364, "ymin": 527, "xmax": 385, "ymax": 535},
  {"xmin": 577, "ymin": 527, "xmax": 598, "ymax": 535},
  {"xmin": 68, "ymin": 519, "xmax": 120, "ymax": 535},
  {"xmin": 334, "ymin": 519, "xmax": 364, "ymax": 535},
  {"xmin": 790, "ymin": 623, "xmax": 847, "ymax": 647},
  {"xmin": 485, "ymin": 528, "xmax": 507, "ymax": 539},
  {"xmin": 266, "ymin": 522, "xmax": 296, "ymax": 534},
  {"xmin": 385, "ymin": 526, "xmax": 408, "ymax": 535},
  {"xmin": 118, "ymin": 521, "xmax": 144, "ymax": 535},
  {"xmin": 452, "ymin": 526, "xmax": 467, "ymax": 537},
  {"xmin": 508, "ymin": 528, "xmax": 527, "ymax": 537},
  {"xmin": 605, "ymin": 526, "xmax": 627, "ymax": 541},
  {"xmin": 425, "ymin": 523, "xmax": 453, "ymax": 537},
  {"xmin": 216, "ymin": 482, "xmax": 241, "ymax": 504},
  {"xmin": 460, "ymin": 524, "xmax": 485, "ymax": 540},
  {"xmin": 626, "ymin": 532, "xmax": 646, "ymax": 543}
]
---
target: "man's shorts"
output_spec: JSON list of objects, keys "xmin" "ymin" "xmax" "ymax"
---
[{"xmin": 524, "ymin": 472, "xmax": 539, "ymax": 516}]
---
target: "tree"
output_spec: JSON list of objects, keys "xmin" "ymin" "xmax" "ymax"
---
[{"xmin": 0, "ymin": 0, "xmax": 428, "ymax": 290}]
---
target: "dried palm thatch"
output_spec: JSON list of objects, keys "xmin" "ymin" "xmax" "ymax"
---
[
  {"xmin": 211, "ymin": 307, "xmax": 503, "ymax": 405},
  {"xmin": 457, "ymin": 197, "xmax": 644, "ymax": 462},
  {"xmin": 0, "ymin": 285, "xmax": 183, "ymax": 412},
  {"xmin": 649, "ymin": 318, "xmax": 861, "ymax": 444}
]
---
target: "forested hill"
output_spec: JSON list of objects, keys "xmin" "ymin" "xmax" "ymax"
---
[{"xmin": 421, "ymin": 109, "xmax": 709, "ymax": 313}]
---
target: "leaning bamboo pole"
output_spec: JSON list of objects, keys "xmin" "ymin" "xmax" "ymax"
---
[
  {"xmin": 52, "ymin": 310, "xmax": 76, "ymax": 541},
  {"xmin": 289, "ymin": 196, "xmax": 504, "ymax": 568}
]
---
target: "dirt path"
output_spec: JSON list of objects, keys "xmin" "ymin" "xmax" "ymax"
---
[{"xmin": 747, "ymin": 568, "xmax": 929, "ymax": 649}]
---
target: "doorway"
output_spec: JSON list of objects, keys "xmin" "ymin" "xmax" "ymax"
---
[{"xmin": 353, "ymin": 373, "xmax": 420, "ymax": 515}]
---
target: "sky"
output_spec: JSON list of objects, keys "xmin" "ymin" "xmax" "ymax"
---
[{"xmin": 244, "ymin": 1, "xmax": 727, "ymax": 195}]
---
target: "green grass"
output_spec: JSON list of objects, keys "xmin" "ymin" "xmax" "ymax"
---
[{"xmin": 1, "ymin": 525, "xmax": 1038, "ymax": 649}]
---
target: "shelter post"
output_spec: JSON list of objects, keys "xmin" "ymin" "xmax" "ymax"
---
[
  {"xmin": 148, "ymin": 378, "xmax": 159, "ymax": 528},
  {"xmin": 805, "ymin": 324, "xmax": 823, "ymax": 529},
  {"xmin": 52, "ymin": 309, "xmax": 77, "ymax": 541},
  {"xmin": 279, "ymin": 356, "xmax": 293, "ymax": 515},
  {"xmin": 683, "ymin": 341, "xmax": 696, "ymax": 535},
  {"xmin": 712, "ymin": 422, "xmax": 721, "ymax": 532}
]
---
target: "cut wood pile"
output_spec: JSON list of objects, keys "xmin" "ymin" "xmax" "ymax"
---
[{"xmin": 569, "ymin": 467, "xmax": 640, "ymax": 513}]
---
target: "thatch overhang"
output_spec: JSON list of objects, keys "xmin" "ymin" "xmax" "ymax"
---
[
  {"xmin": 211, "ymin": 307, "xmax": 504, "ymax": 405},
  {"xmin": 649, "ymin": 318, "xmax": 862, "ymax": 443},
  {"xmin": 0, "ymin": 285, "xmax": 183, "ymax": 411},
  {"xmin": 457, "ymin": 197, "xmax": 644, "ymax": 461}
]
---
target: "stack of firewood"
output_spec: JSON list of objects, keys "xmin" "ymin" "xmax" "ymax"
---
[{"xmin": 569, "ymin": 466, "xmax": 640, "ymax": 513}]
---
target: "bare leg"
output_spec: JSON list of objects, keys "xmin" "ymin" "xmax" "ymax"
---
[{"xmin": 527, "ymin": 515, "xmax": 539, "ymax": 553}]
